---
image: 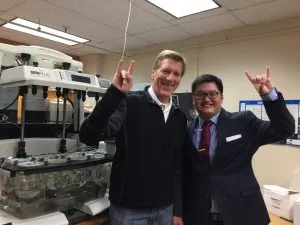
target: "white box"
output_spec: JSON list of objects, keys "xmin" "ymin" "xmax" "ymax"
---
[
  {"xmin": 294, "ymin": 198, "xmax": 300, "ymax": 225},
  {"xmin": 263, "ymin": 185, "xmax": 300, "ymax": 221}
]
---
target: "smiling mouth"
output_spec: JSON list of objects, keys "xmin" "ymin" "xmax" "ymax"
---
[
  {"xmin": 202, "ymin": 104, "xmax": 213, "ymax": 108},
  {"xmin": 161, "ymin": 83, "xmax": 174, "ymax": 88}
]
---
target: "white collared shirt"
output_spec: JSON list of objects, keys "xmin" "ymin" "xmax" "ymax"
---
[{"xmin": 148, "ymin": 86, "xmax": 172, "ymax": 122}]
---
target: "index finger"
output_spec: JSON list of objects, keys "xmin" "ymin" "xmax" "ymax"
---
[
  {"xmin": 127, "ymin": 60, "xmax": 135, "ymax": 76},
  {"xmin": 245, "ymin": 71, "xmax": 254, "ymax": 82},
  {"xmin": 115, "ymin": 60, "xmax": 123, "ymax": 75}
]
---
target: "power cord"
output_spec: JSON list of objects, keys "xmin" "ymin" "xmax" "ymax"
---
[
  {"xmin": 0, "ymin": 94, "xmax": 19, "ymax": 113},
  {"xmin": 0, "ymin": 113, "xmax": 21, "ymax": 131},
  {"xmin": 121, "ymin": 0, "xmax": 132, "ymax": 60}
]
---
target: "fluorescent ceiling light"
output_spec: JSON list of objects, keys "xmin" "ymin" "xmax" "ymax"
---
[
  {"xmin": 2, "ymin": 18, "xmax": 89, "ymax": 45},
  {"xmin": 3, "ymin": 23, "xmax": 77, "ymax": 45},
  {"xmin": 146, "ymin": 0, "xmax": 220, "ymax": 18}
]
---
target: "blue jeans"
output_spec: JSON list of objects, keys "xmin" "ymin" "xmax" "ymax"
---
[{"xmin": 109, "ymin": 203, "xmax": 173, "ymax": 225}]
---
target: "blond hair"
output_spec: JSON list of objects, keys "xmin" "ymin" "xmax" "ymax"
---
[{"xmin": 152, "ymin": 50, "xmax": 186, "ymax": 76}]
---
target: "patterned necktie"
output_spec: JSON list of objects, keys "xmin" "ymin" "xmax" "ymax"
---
[{"xmin": 199, "ymin": 120, "xmax": 212, "ymax": 165}]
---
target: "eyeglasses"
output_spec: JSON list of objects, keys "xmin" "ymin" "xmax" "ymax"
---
[{"xmin": 193, "ymin": 91, "xmax": 220, "ymax": 100}]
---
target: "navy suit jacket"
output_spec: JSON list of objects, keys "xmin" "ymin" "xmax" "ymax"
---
[{"xmin": 182, "ymin": 92, "xmax": 295, "ymax": 225}]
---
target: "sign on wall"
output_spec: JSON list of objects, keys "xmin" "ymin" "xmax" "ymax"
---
[{"xmin": 239, "ymin": 100, "xmax": 300, "ymax": 146}]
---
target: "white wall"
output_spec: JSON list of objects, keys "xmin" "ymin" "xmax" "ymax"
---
[
  {"xmin": 84, "ymin": 18, "xmax": 300, "ymax": 190},
  {"xmin": 81, "ymin": 53, "xmax": 105, "ymax": 75}
]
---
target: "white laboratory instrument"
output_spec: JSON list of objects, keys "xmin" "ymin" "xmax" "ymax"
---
[
  {"xmin": 78, "ymin": 195, "xmax": 110, "ymax": 215},
  {"xmin": 0, "ymin": 65, "xmax": 107, "ymax": 93},
  {"xmin": 0, "ymin": 210, "xmax": 68, "ymax": 225},
  {"xmin": 0, "ymin": 44, "xmax": 112, "ymax": 224},
  {"xmin": 0, "ymin": 43, "xmax": 82, "ymax": 71},
  {"xmin": 0, "ymin": 142, "xmax": 112, "ymax": 222}
]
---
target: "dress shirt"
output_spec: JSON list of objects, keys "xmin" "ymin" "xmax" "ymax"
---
[{"xmin": 148, "ymin": 86, "xmax": 172, "ymax": 122}]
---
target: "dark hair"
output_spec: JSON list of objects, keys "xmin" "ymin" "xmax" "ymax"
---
[
  {"xmin": 191, "ymin": 74, "xmax": 223, "ymax": 94},
  {"xmin": 152, "ymin": 50, "xmax": 187, "ymax": 76}
]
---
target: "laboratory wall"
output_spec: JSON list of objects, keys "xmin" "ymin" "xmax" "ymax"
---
[{"xmin": 82, "ymin": 17, "xmax": 300, "ymax": 189}]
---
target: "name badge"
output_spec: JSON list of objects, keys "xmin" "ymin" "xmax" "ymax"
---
[{"xmin": 226, "ymin": 134, "xmax": 242, "ymax": 142}]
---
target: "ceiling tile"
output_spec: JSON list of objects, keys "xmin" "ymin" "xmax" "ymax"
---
[
  {"xmin": 81, "ymin": 43, "xmax": 118, "ymax": 54},
  {"xmin": 6, "ymin": 0, "xmax": 124, "ymax": 42},
  {"xmin": 0, "ymin": 0, "xmax": 25, "ymax": 11},
  {"xmin": 0, "ymin": 12, "xmax": 15, "ymax": 23},
  {"xmin": 46, "ymin": 0, "xmax": 130, "ymax": 29},
  {"xmin": 177, "ymin": 13, "xmax": 243, "ymax": 36},
  {"xmin": 128, "ymin": 5, "xmax": 171, "ymax": 34},
  {"xmin": 94, "ymin": 4, "xmax": 171, "ymax": 34},
  {"xmin": 95, "ymin": 35, "xmax": 154, "ymax": 53},
  {"xmin": 67, "ymin": 21, "xmax": 123, "ymax": 43},
  {"xmin": 76, "ymin": 3, "xmax": 138, "ymax": 33},
  {"xmin": 47, "ymin": 0, "xmax": 169, "ymax": 34},
  {"xmin": 137, "ymin": 26, "xmax": 193, "ymax": 44},
  {"xmin": 232, "ymin": 0, "xmax": 300, "ymax": 25},
  {"xmin": 63, "ymin": 45, "xmax": 110, "ymax": 56},
  {"xmin": 46, "ymin": 0, "xmax": 128, "ymax": 16},
  {"xmin": 49, "ymin": 0, "xmax": 129, "ymax": 15},
  {"xmin": 7, "ymin": 0, "xmax": 64, "ymax": 22},
  {"xmin": 218, "ymin": 0, "xmax": 273, "ymax": 10}
]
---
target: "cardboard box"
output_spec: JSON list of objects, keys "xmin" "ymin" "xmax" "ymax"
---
[
  {"xmin": 263, "ymin": 185, "xmax": 300, "ymax": 221},
  {"xmin": 293, "ymin": 198, "xmax": 300, "ymax": 225}
]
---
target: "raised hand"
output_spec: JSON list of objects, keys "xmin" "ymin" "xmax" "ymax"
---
[
  {"xmin": 112, "ymin": 59, "xmax": 135, "ymax": 93},
  {"xmin": 172, "ymin": 216, "xmax": 183, "ymax": 225},
  {"xmin": 245, "ymin": 67, "xmax": 273, "ymax": 95}
]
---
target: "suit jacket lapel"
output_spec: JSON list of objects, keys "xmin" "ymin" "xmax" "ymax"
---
[{"xmin": 187, "ymin": 118, "xmax": 197, "ymax": 141}]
